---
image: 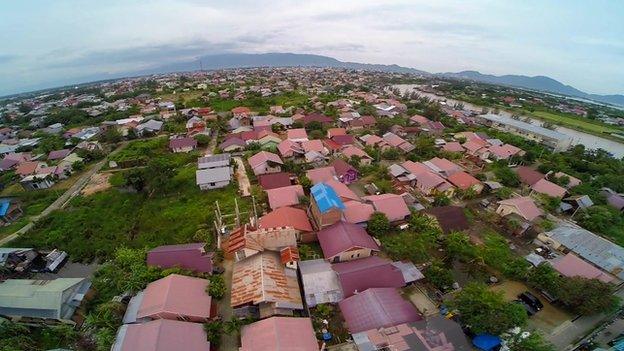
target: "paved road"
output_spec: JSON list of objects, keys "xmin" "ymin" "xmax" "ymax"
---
[
  {"xmin": 233, "ymin": 157, "xmax": 251, "ymax": 197},
  {"xmin": 548, "ymin": 287, "xmax": 624, "ymax": 350},
  {"xmin": 0, "ymin": 143, "xmax": 126, "ymax": 246}
]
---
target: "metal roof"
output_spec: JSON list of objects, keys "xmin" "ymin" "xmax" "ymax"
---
[
  {"xmin": 479, "ymin": 114, "xmax": 571, "ymax": 142},
  {"xmin": 545, "ymin": 222, "xmax": 624, "ymax": 279},
  {"xmin": 311, "ymin": 182, "xmax": 345, "ymax": 213}
]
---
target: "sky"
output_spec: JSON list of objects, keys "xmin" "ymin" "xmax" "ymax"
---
[{"xmin": 1, "ymin": 0, "xmax": 623, "ymax": 96}]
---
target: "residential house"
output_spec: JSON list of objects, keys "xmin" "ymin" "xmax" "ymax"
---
[
  {"xmin": 185, "ymin": 116, "xmax": 207, "ymax": 136},
  {"xmin": 197, "ymin": 153, "xmax": 231, "ymax": 169},
  {"xmin": 362, "ymin": 194, "xmax": 410, "ymax": 223},
  {"xmin": 256, "ymin": 130, "xmax": 282, "ymax": 149},
  {"xmin": 266, "ymin": 185, "xmax": 305, "ymax": 209},
  {"xmin": 488, "ymin": 144, "xmax": 524, "ymax": 161},
  {"xmin": 550, "ymin": 253, "xmax": 615, "ymax": 284},
  {"xmin": 310, "ymin": 182, "xmax": 346, "ymax": 228},
  {"xmin": 342, "ymin": 200, "xmax": 375, "ymax": 225},
  {"xmin": 219, "ymin": 137, "xmax": 246, "ymax": 152},
  {"xmin": 515, "ymin": 166, "xmax": 545, "ymax": 186},
  {"xmin": 20, "ymin": 174, "xmax": 56, "ymax": 191},
  {"xmin": 226, "ymin": 225, "xmax": 298, "ymax": 262},
  {"xmin": 0, "ymin": 198, "xmax": 23, "ymax": 224},
  {"xmin": 496, "ymin": 197, "xmax": 543, "ymax": 222},
  {"xmin": 195, "ymin": 167, "xmax": 231, "ymax": 190},
  {"xmin": 287, "ymin": 128, "xmax": 309, "ymax": 142},
  {"xmin": 258, "ymin": 206, "xmax": 315, "ymax": 242},
  {"xmin": 147, "ymin": 243, "xmax": 213, "ymax": 274},
  {"xmin": 257, "ymin": 172, "xmax": 292, "ymax": 190},
  {"xmin": 248, "ymin": 151, "xmax": 283, "ymax": 175},
  {"xmin": 340, "ymin": 145, "xmax": 373, "ymax": 165},
  {"xmin": 400, "ymin": 161, "xmax": 454, "ymax": 196},
  {"xmin": 339, "ymin": 288, "xmax": 422, "ymax": 333},
  {"xmin": 360, "ymin": 134, "xmax": 390, "ymax": 150},
  {"xmin": 601, "ymin": 188, "xmax": 624, "ymax": 212},
  {"xmin": 137, "ymin": 119, "xmax": 164, "ymax": 136},
  {"xmin": 531, "ymin": 178, "xmax": 567, "ymax": 198},
  {"xmin": 298, "ymin": 259, "xmax": 343, "ymax": 307},
  {"xmin": 240, "ymin": 317, "xmax": 319, "ymax": 351},
  {"xmin": 111, "ymin": 319, "xmax": 211, "ymax": 351},
  {"xmin": 0, "ymin": 278, "xmax": 91, "ymax": 323},
  {"xmin": 231, "ymin": 251, "xmax": 303, "ymax": 318},
  {"xmin": 317, "ymin": 221, "xmax": 380, "ymax": 263},
  {"xmin": 447, "ymin": 171, "xmax": 484, "ymax": 194},
  {"xmin": 554, "ymin": 171, "xmax": 582, "ymax": 189},
  {"xmin": 169, "ymin": 137, "xmax": 197, "ymax": 153},
  {"xmin": 333, "ymin": 256, "xmax": 408, "ymax": 297},
  {"xmin": 124, "ymin": 274, "xmax": 214, "ymax": 323},
  {"xmin": 423, "ymin": 206, "xmax": 470, "ymax": 234},
  {"xmin": 277, "ymin": 139, "xmax": 304, "ymax": 159},
  {"xmin": 382, "ymin": 132, "xmax": 415, "ymax": 153},
  {"xmin": 352, "ymin": 316, "xmax": 472, "ymax": 351},
  {"xmin": 423, "ymin": 157, "xmax": 462, "ymax": 178},
  {"xmin": 331, "ymin": 159, "xmax": 358, "ymax": 184},
  {"xmin": 307, "ymin": 166, "xmax": 337, "ymax": 184},
  {"xmin": 442, "ymin": 141, "xmax": 465, "ymax": 153}
]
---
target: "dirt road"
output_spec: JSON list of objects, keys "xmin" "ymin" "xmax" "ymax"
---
[{"xmin": 233, "ymin": 157, "xmax": 251, "ymax": 197}]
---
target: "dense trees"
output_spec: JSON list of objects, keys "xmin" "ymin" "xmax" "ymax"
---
[
  {"xmin": 452, "ymin": 283, "xmax": 527, "ymax": 335},
  {"xmin": 367, "ymin": 212, "xmax": 391, "ymax": 236}
]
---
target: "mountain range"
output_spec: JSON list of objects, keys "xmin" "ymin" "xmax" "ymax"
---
[{"xmin": 130, "ymin": 52, "xmax": 623, "ymax": 107}]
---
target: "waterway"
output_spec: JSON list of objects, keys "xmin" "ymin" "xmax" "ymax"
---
[{"xmin": 392, "ymin": 84, "xmax": 624, "ymax": 158}]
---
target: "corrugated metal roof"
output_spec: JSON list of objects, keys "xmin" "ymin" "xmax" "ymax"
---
[{"xmin": 311, "ymin": 182, "xmax": 345, "ymax": 213}]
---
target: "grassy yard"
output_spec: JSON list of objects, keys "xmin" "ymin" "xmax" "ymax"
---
[
  {"xmin": 0, "ymin": 188, "xmax": 63, "ymax": 239},
  {"xmin": 11, "ymin": 163, "xmax": 249, "ymax": 261},
  {"xmin": 529, "ymin": 110, "xmax": 622, "ymax": 134}
]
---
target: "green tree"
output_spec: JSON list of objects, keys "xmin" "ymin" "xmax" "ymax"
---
[
  {"xmin": 194, "ymin": 134, "xmax": 211, "ymax": 147},
  {"xmin": 204, "ymin": 321, "xmax": 223, "ymax": 347},
  {"xmin": 557, "ymin": 277, "xmax": 620, "ymax": 315},
  {"xmin": 426, "ymin": 261, "xmax": 455, "ymax": 290},
  {"xmin": 208, "ymin": 274, "xmax": 227, "ymax": 299},
  {"xmin": 505, "ymin": 332, "xmax": 555, "ymax": 351},
  {"xmin": 433, "ymin": 194, "xmax": 451, "ymax": 206},
  {"xmin": 367, "ymin": 212, "xmax": 391, "ymax": 236},
  {"xmin": 494, "ymin": 167, "xmax": 520, "ymax": 187},
  {"xmin": 381, "ymin": 148, "xmax": 400, "ymax": 160},
  {"xmin": 452, "ymin": 283, "xmax": 527, "ymax": 335}
]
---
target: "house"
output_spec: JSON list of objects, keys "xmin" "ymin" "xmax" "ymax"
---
[
  {"xmin": 169, "ymin": 137, "xmax": 197, "ymax": 153},
  {"xmin": 287, "ymin": 128, "xmax": 309, "ymax": 142},
  {"xmin": 298, "ymin": 259, "xmax": 343, "ymax": 307},
  {"xmin": 601, "ymin": 188, "xmax": 624, "ymax": 212},
  {"xmin": 302, "ymin": 113, "xmax": 333, "ymax": 126},
  {"xmin": 0, "ymin": 198, "xmax": 23, "ymax": 224},
  {"xmin": 325, "ymin": 179, "xmax": 360, "ymax": 203},
  {"xmin": 554, "ymin": 171, "xmax": 582, "ymax": 189},
  {"xmin": 477, "ymin": 114, "xmax": 572, "ymax": 151},
  {"xmin": 232, "ymin": 106, "xmax": 252, "ymax": 120},
  {"xmin": 423, "ymin": 157, "xmax": 462, "ymax": 178},
  {"xmin": 331, "ymin": 134, "xmax": 355, "ymax": 146},
  {"xmin": 137, "ymin": 119, "xmax": 164, "ymax": 136},
  {"xmin": 496, "ymin": 197, "xmax": 543, "ymax": 221},
  {"xmin": 256, "ymin": 130, "xmax": 282, "ymax": 149},
  {"xmin": 306, "ymin": 166, "xmax": 337, "ymax": 184},
  {"xmin": 447, "ymin": 171, "xmax": 484, "ymax": 194},
  {"xmin": 342, "ymin": 200, "xmax": 375, "ymax": 225},
  {"xmin": 257, "ymin": 172, "xmax": 292, "ymax": 190},
  {"xmin": 331, "ymin": 159, "xmax": 358, "ymax": 184},
  {"xmin": 362, "ymin": 194, "xmax": 410, "ymax": 223},
  {"xmin": 423, "ymin": 206, "xmax": 470, "ymax": 234},
  {"xmin": 111, "ymin": 319, "xmax": 211, "ymax": 351},
  {"xmin": 277, "ymin": 139, "xmax": 304, "ymax": 159},
  {"xmin": 266, "ymin": 185, "xmax": 305, "ymax": 209},
  {"xmin": 317, "ymin": 221, "xmax": 380, "ymax": 263},
  {"xmin": 333, "ymin": 256, "xmax": 407, "ymax": 297},
  {"xmin": 47, "ymin": 149, "xmax": 72, "ymax": 161},
  {"xmin": 15, "ymin": 161, "xmax": 43, "ymax": 177},
  {"xmin": 219, "ymin": 137, "xmax": 246, "ymax": 152},
  {"xmin": 352, "ymin": 316, "xmax": 472, "ymax": 351},
  {"xmin": 248, "ymin": 151, "xmax": 283, "ymax": 175},
  {"xmin": 226, "ymin": 225, "xmax": 298, "ymax": 262},
  {"xmin": 339, "ymin": 288, "xmax": 422, "ymax": 333},
  {"xmin": 197, "ymin": 153, "xmax": 231, "ymax": 169},
  {"xmin": 531, "ymin": 178, "xmax": 567, "ymax": 198},
  {"xmin": 124, "ymin": 274, "xmax": 214, "ymax": 323},
  {"xmin": 310, "ymin": 182, "xmax": 346, "ymax": 228},
  {"xmin": 240, "ymin": 317, "xmax": 319, "ymax": 351},
  {"xmin": 538, "ymin": 222, "xmax": 624, "ymax": 281},
  {"xmin": 258, "ymin": 206, "xmax": 315, "ymax": 242},
  {"xmin": 0, "ymin": 278, "xmax": 91, "ymax": 323},
  {"xmin": 185, "ymin": 116, "xmax": 207, "ymax": 136},
  {"xmin": 327, "ymin": 128, "xmax": 347, "ymax": 139},
  {"xmin": 340, "ymin": 145, "xmax": 373, "ymax": 165},
  {"xmin": 550, "ymin": 253, "xmax": 615, "ymax": 283},
  {"xmin": 147, "ymin": 243, "xmax": 213, "ymax": 273},
  {"xmin": 442, "ymin": 141, "xmax": 465, "ymax": 153},
  {"xmin": 515, "ymin": 166, "xmax": 544, "ymax": 186},
  {"xmin": 20, "ymin": 174, "xmax": 56, "ymax": 191},
  {"xmin": 231, "ymin": 251, "xmax": 303, "ymax": 318},
  {"xmin": 488, "ymin": 144, "xmax": 524, "ymax": 160},
  {"xmin": 399, "ymin": 161, "xmax": 454, "ymax": 196},
  {"xmin": 195, "ymin": 167, "xmax": 231, "ymax": 190},
  {"xmin": 382, "ymin": 132, "xmax": 415, "ymax": 152}
]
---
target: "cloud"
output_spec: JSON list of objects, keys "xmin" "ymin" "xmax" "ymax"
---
[{"xmin": 0, "ymin": 54, "xmax": 17, "ymax": 64}]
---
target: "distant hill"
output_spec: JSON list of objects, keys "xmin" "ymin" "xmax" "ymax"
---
[
  {"xmin": 438, "ymin": 70, "xmax": 624, "ymax": 107},
  {"xmin": 133, "ymin": 52, "xmax": 429, "ymax": 76}
]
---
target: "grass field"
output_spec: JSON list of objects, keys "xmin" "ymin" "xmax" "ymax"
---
[{"xmin": 530, "ymin": 110, "xmax": 622, "ymax": 134}]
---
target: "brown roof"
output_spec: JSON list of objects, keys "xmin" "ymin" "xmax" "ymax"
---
[
  {"xmin": 423, "ymin": 206, "xmax": 470, "ymax": 233},
  {"xmin": 231, "ymin": 251, "xmax": 303, "ymax": 309},
  {"xmin": 258, "ymin": 172, "xmax": 292, "ymax": 190},
  {"xmin": 226, "ymin": 225, "xmax": 297, "ymax": 254},
  {"xmin": 515, "ymin": 166, "xmax": 544, "ymax": 186}
]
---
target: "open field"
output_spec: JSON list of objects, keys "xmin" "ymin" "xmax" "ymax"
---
[{"xmin": 529, "ymin": 110, "xmax": 622, "ymax": 134}]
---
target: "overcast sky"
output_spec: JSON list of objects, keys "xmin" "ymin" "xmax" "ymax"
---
[{"xmin": 1, "ymin": 0, "xmax": 623, "ymax": 96}]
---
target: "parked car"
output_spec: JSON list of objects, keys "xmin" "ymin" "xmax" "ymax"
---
[{"xmin": 518, "ymin": 291, "xmax": 544, "ymax": 312}]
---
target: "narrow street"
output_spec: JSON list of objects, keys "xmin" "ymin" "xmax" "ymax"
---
[
  {"xmin": 233, "ymin": 157, "xmax": 251, "ymax": 197},
  {"xmin": 217, "ymin": 258, "xmax": 239, "ymax": 351}
]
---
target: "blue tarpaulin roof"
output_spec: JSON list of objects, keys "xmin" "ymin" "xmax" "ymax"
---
[
  {"xmin": 0, "ymin": 199, "xmax": 11, "ymax": 217},
  {"xmin": 311, "ymin": 183, "xmax": 345, "ymax": 213},
  {"xmin": 472, "ymin": 334, "xmax": 501, "ymax": 351}
]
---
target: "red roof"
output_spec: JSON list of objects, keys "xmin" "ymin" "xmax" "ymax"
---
[
  {"xmin": 169, "ymin": 137, "xmax": 197, "ymax": 150},
  {"xmin": 116, "ymin": 319, "xmax": 211, "ymax": 351},
  {"xmin": 447, "ymin": 171, "xmax": 482, "ymax": 190},
  {"xmin": 266, "ymin": 185, "xmax": 304, "ymax": 209},
  {"xmin": 258, "ymin": 206, "xmax": 313, "ymax": 232},
  {"xmin": 551, "ymin": 253, "xmax": 614, "ymax": 283},
  {"xmin": 280, "ymin": 246, "xmax": 300, "ymax": 264},
  {"xmin": 362, "ymin": 194, "xmax": 410, "ymax": 222},
  {"xmin": 137, "ymin": 274, "xmax": 212, "ymax": 321},
  {"xmin": 497, "ymin": 196, "xmax": 543, "ymax": 221},
  {"xmin": 332, "ymin": 256, "xmax": 406, "ymax": 297},
  {"xmin": 531, "ymin": 178, "xmax": 567, "ymax": 198},
  {"xmin": 257, "ymin": 172, "xmax": 292, "ymax": 190},
  {"xmin": 317, "ymin": 221, "xmax": 379, "ymax": 259},
  {"xmin": 147, "ymin": 243, "xmax": 213, "ymax": 273},
  {"xmin": 515, "ymin": 166, "xmax": 544, "ymax": 186},
  {"xmin": 232, "ymin": 106, "xmax": 251, "ymax": 114},
  {"xmin": 240, "ymin": 317, "xmax": 319, "ymax": 351}
]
